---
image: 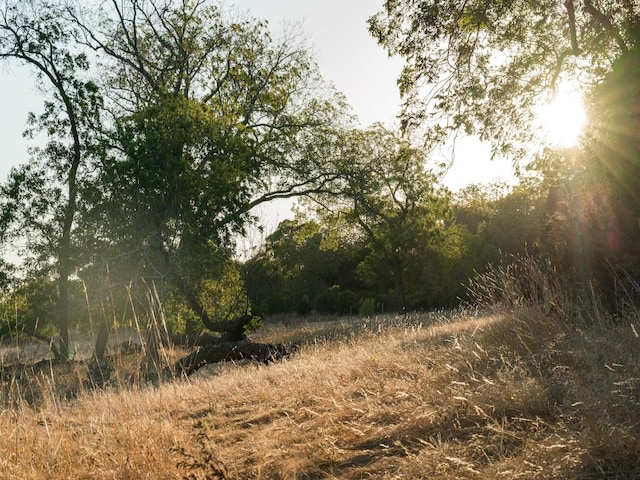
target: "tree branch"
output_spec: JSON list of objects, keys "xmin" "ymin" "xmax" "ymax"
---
[
  {"xmin": 583, "ymin": 0, "xmax": 629, "ymax": 54},
  {"xmin": 564, "ymin": 0, "xmax": 580, "ymax": 54}
]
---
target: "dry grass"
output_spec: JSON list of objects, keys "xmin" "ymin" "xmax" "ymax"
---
[{"xmin": 1, "ymin": 309, "xmax": 640, "ymax": 479}]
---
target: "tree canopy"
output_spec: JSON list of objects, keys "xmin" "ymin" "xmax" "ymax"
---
[
  {"xmin": 369, "ymin": 0, "xmax": 640, "ymax": 303},
  {"xmin": 369, "ymin": 0, "xmax": 639, "ymax": 156},
  {"xmin": 306, "ymin": 125, "xmax": 450, "ymax": 310},
  {"xmin": 0, "ymin": 0, "xmax": 350, "ymax": 353}
]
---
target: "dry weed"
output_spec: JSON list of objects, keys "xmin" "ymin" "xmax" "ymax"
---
[{"xmin": 0, "ymin": 310, "xmax": 639, "ymax": 479}]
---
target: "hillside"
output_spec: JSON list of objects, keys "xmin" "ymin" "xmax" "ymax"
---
[{"xmin": 1, "ymin": 310, "xmax": 639, "ymax": 479}]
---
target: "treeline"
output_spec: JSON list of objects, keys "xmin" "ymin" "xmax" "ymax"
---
[
  {"xmin": 243, "ymin": 124, "xmax": 640, "ymax": 320},
  {"xmin": 243, "ymin": 172, "xmax": 545, "ymax": 316},
  {"xmin": 0, "ymin": 0, "xmax": 639, "ymax": 358}
]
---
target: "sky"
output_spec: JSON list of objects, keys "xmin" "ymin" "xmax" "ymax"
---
[{"xmin": 0, "ymin": 0, "xmax": 515, "ymax": 205}]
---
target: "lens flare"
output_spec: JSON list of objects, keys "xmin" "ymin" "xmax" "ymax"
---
[{"xmin": 535, "ymin": 88, "xmax": 586, "ymax": 148}]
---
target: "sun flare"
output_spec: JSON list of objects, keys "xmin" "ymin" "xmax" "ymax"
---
[{"xmin": 535, "ymin": 88, "xmax": 586, "ymax": 148}]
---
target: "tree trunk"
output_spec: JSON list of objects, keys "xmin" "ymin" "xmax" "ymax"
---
[
  {"xmin": 169, "ymin": 341, "xmax": 297, "ymax": 377},
  {"xmin": 94, "ymin": 319, "xmax": 110, "ymax": 361},
  {"xmin": 173, "ymin": 273, "xmax": 216, "ymax": 331},
  {"xmin": 170, "ymin": 314, "xmax": 257, "ymax": 346},
  {"xmin": 56, "ymin": 260, "xmax": 71, "ymax": 360}
]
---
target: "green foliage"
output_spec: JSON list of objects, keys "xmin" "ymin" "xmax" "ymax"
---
[
  {"xmin": 583, "ymin": 42, "xmax": 640, "ymax": 266},
  {"xmin": 243, "ymin": 315, "xmax": 264, "ymax": 336},
  {"xmin": 247, "ymin": 186, "xmax": 527, "ymax": 314},
  {"xmin": 243, "ymin": 124, "xmax": 557, "ymax": 314},
  {"xmin": 242, "ymin": 218, "xmax": 367, "ymax": 315},
  {"xmin": 369, "ymin": 0, "xmax": 638, "ymax": 157},
  {"xmin": 296, "ymin": 295, "xmax": 312, "ymax": 316},
  {"xmin": 314, "ymin": 285, "xmax": 359, "ymax": 315},
  {"xmin": 242, "ymin": 251, "xmax": 288, "ymax": 315},
  {"xmin": 358, "ymin": 297, "xmax": 376, "ymax": 317},
  {"xmin": 370, "ymin": 1, "xmax": 640, "ymax": 309},
  {"xmin": 198, "ymin": 262, "xmax": 251, "ymax": 325},
  {"xmin": 308, "ymin": 124, "xmax": 453, "ymax": 310},
  {"xmin": 0, "ymin": 277, "xmax": 57, "ymax": 338},
  {"xmin": 1, "ymin": 0, "xmax": 351, "ymax": 341},
  {"xmin": 483, "ymin": 184, "xmax": 546, "ymax": 255},
  {"xmin": 162, "ymin": 255, "xmax": 251, "ymax": 335},
  {"xmin": 255, "ymin": 172, "xmax": 570, "ymax": 314},
  {"xmin": 501, "ymin": 39, "xmax": 640, "ymax": 307},
  {"xmin": 71, "ymin": 0, "xmax": 349, "ymax": 327},
  {"xmin": 4, "ymin": 0, "xmax": 638, "ymax": 334}
]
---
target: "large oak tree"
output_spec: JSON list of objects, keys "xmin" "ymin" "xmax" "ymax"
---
[
  {"xmin": 73, "ymin": 0, "xmax": 348, "ymax": 330},
  {"xmin": 0, "ymin": 0, "xmax": 349, "ymax": 353}
]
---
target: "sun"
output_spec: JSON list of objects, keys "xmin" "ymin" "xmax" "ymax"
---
[{"xmin": 535, "ymin": 86, "xmax": 586, "ymax": 148}]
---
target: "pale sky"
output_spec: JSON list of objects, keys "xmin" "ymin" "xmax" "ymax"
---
[{"xmin": 0, "ymin": 0, "xmax": 514, "ymax": 192}]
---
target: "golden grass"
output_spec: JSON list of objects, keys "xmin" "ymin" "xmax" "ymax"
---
[{"xmin": 1, "ymin": 309, "xmax": 640, "ymax": 479}]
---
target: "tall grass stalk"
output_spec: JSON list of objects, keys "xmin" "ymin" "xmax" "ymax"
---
[
  {"xmin": 2, "ymin": 260, "xmax": 640, "ymax": 478},
  {"xmin": 466, "ymin": 252, "xmax": 626, "ymax": 326}
]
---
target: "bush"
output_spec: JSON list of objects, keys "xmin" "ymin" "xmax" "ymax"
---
[{"xmin": 314, "ymin": 286, "xmax": 340, "ymax": 314}]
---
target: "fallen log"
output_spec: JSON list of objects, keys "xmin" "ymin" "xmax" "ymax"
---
[{"xmin": 170, "ymin": 341, "xmax": 298, "ymax": 377}]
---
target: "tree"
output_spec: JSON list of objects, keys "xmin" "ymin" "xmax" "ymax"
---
[
  {"xmin": 0, "ymin": 0, "xmax": 349, "ymax": 366},
  {"xmin": 0, "ymin": 0, "xmax": 102, "ymax": 358},
  {"xmin": 371, "ymin": 1, "xmax": 640, "ymax": 305},
  {"xmin": 243, "ymin": 218, "xmax": 366, "ymax": 315},
  {"xmin": 309, "ymin": 124, "xmax": 449, "ymax": 311},
  {"xmin": 583, "ymin": 44, "xmax": 640, "ymax": 279},
  {"xmin": 166, "ymin": 257, "xmax": 254, "ymax": 336},
  {"xmin": 369, "ymin": 1, "xmax": 638, "ymax": 156},
  {"xmin": 66, "ymin": 0, "xmax": 349, "ymax": 331}
]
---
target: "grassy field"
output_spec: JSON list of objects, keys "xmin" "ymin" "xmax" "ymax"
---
[{"xmin": 1, "ymin": 308, "xmax": 640, "ymax": 479}]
